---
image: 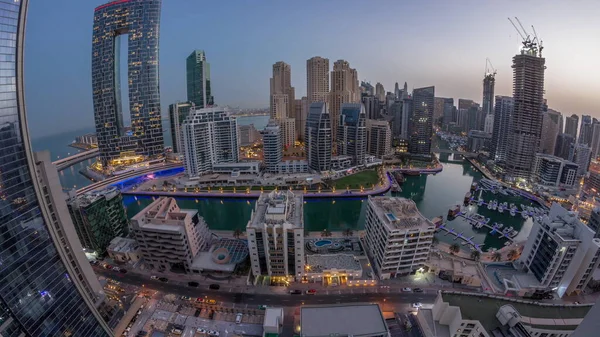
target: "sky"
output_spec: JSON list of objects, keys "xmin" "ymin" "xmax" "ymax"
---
[{"xmin": 24, "ymin": 0, "xmax": 600, "ymax": 138}]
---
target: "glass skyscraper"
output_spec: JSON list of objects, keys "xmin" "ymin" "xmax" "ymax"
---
[
  {"xmin": 0, "ymin": 0, "xmax": 110, "ymax": 336},
  {"xmin": 186, "ymin": 50, "xmax": 214, "ymax": 108},
  {"xmin": 92, "ymin": 0, "xmax": 164, "ymax": 167}
]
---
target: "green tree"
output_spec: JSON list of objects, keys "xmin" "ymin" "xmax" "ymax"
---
[
  {"xmin": 492, "ymin": 251, "xmax": 502, "ymax": 262},
  {"xmin": 449, "ymin": 243, "xmax": 460, "ymax": 254},
  {"xmin": 507, "ymin": 249, "xmax": 518, "ymax": 260},
  {"xmin": 321, "ymin": 229, "xmax": 332, "ymax": 237},
  {"xmin": 470, "ymin": 250, "xmax": 481, "ymax": 261},
  {"xmin": 233, "ymin": 229, "xmax": 243, "ymax": 239},
  {"xmin": 343, "ymin": 229, "xmax": 354, "ymax": 237},
  {"xmin": 432, "ymin": 236, "xmax": 439, "ymax": 245}
]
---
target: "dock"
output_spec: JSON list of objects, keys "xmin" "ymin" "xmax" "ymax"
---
[{"xmin": 435, "ymin": 223, "xmax": 484, "ymax": 253}]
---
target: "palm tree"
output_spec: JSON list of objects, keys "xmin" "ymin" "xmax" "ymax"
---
[
  {"xmin": 492, "ymin": 251, "xmax": 502, "ymax": 262},
  {"xmin": 449, "ymin": 243, "xmax": 460, "ymax": 255},
  {"xmin": 507, "ymin": 249, "xmax": 518, "ymax": 260},
  {"xmin": 432, "ymin": 236, "xmax": 439, "ymax": 245},
  {"xmin": 470, "ymin": 250, "xmax": 481, "ymax": 261},
  {"xmin": 321, "ymin": 229, "xmax": 332, "ymax": 237},
  {"xmin": 343, "ymin": 229, "xmax": 354, "ymax": 237},
  {"xmin": 233, "ymin": 229, "xmax": 242, "ymax": 239}
]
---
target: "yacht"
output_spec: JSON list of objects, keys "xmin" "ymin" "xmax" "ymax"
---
[
  {"xmin": 510, "ymin": 208, "xmax": 516, "ymax": 217},
  {"xmin": 522, "ymin": 212, "xmax": 529, "ymax": 219}
]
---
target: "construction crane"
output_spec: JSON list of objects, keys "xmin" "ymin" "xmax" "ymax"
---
[
  {"xmin": 485, "ymin": 58, "xmax": 497, "ymax": 77},
  {"xmin": 507, "ymin": 17, "xmax": 541, "ymax": 57}
]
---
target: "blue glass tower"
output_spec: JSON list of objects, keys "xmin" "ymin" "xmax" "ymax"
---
[{"xmin": 0, "ymin": 1, "xmax": 110, "ymax": 336}]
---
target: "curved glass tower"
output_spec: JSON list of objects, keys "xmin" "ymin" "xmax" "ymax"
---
[
  {"xmin": 92, "ymin": 0, "xmax": 164, "ymax": 167},
  {"xmin": 0, "ymin": 1, "xmax": 110, "ymax": 336}
]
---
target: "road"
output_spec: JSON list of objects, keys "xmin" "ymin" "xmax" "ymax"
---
[{"xmin": 96, "ymin": 268, "xmax": 438, "ymax": 307}]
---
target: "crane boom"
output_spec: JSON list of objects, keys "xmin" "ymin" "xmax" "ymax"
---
[
  {"xmin": 515, "ymin": 17, "xmax": 530, "ymax": 37},
  {"xmin": 508, "ymin": 17, "xmax": 525, "ymax": 40}
]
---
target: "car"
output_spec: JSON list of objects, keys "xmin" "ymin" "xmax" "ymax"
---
[
  {"xmin": 150, "ymin": 276, "xmax": 158, "ymax": 280},
  {"xmin": 181, "ymin": 296, "xmax": 191, "ymax": 301},
  {"xmin": 402, "ymin": 287, "xmax": 412, "ymax": 292},
  {"xmin": 206, "ymin": 299, "xmax": 217, "ymax": 305},
  {"xmin": 412, "ymin": 302, "xmax": 422, "ymax": 308},
  {"xmin": 258, "ymin": 305, "xmax": 268, "ymax": 310},
  {"xmin": 209, "ymin": 284, "xmax": 220, "ymax": 290},
  {"xmin": 112, "ymin": 267, "xmax": 120, "ymax": 272},
  {"xmin": 196, "ymin": 297, "xmax": 205, "ymax": 303},
  {"xmin": 188, "ymin": 281, "xmax": 199, "ymax": 287},
  {"xmin": 235, "ymin": 313, "xmax": 243, "ymax": 324},
  {"xmin": 158, "ymin": 277, "xmax": 168, "ymax": 283},
  {"xmin": 413, "ymin": 288, "xmax": 424, "ymax": 293},
  {"xmin": 574, "ymin": 301, "xmax": 581, "ymax": 305},
  {"xmin": 120, "ymin": 269, "xmax": 127, "ymax": 274},
  {"xmin": 306, "ymin": 289, "xmax": 317, "ymax": 295},
  {"xmin": 289, "ymin": 290, "xmax": 302, "ymax": 295}
]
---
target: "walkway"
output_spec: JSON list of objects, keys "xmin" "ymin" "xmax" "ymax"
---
[{"xmin": 52, "ymin": 148, "xmax": 99, "ymax": 171}]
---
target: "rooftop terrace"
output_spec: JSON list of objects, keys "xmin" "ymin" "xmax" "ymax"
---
[{"xmin": 369, "ymin": 196, "xmax": 434, "ymax": 231}]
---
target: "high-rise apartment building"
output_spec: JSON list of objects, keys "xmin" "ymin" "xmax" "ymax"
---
[
  {"xmin": 238, "ymin": 124, "xmax": 261, "ymax": 146},
  {"xmin": 131, "ymin": 197, "xmax": 211, "ymax": 273},
  {"xmin": 169, "ymin": 101, "xmax": 194, "ymax": 153},
  {"xmin": 67, "ymin": 187, "xmax": 129, "ymax": 255},
  {"xmin": 482, "ymin": 72, "xmax": 495, "ymax": 114},
  {"xmin": 375, "ymin": 82, "xmax": 385, "ymax": 101},
  {"xmin": 484, "ymin": 113, "xmax": 494, "ymax": 133},
  {"xmin": 279, "ymin": 118, "xmax": 296, "ymax": 148},
  {"xmin": 554, "ymin": 133, "xmax": 576, "ymax": 160},
  {"xmin": 263, "ymin": 121, "xmax": 283, "ymax": 173},
  {"xmin": 366, "ymin": 119, "xmax": 392, "ymax": 159},
  {"xmin": 518, "ymin": 203, "xmax": 600, "ymax": 297},
  {"xmin": 490, "ymin": 96, "xmax": 514, "ymax": 163},
  {"xmin": 330, "ymin": 60, "xmax": 359, "ymax": 144},
  {"xmin": 571, "ymin": 143, "xmax": 592, "ymax": 176},
  {"xmin": 591, "ymin": 122, "xmax": 600, "ymax": 161},
  {"xmin": 505, "ymin": 49, "xmax": 546, "ymax": 179},
  {"xmin": 92, "ymin": 0, "xmax": 164, "ymax": 167},
  {"xmin": 270, "ymin": 61, "xmax": 295, "ymax": 119},
  {"xmin": 539, "ymin": 109, "xmax": 561, "ymax": 155},
  {"xmin": 442, "ymin": 98, "xmax": 454, "ymax": 125},
  {"xmin": 433, "ymin": 97, "xmax": 445, "ymax": 122},
  {"xmin": 409, "ymin": 86, "xmax": 435, "ymax": 155},
  {"xmin": 337, "ymin": 103, "xmax": 367, "ymax": 165},
  {"xmin": 295, "ymin": 97, "xmax": 309, "ymax": 141},
  {"xmin": 246, "ymin": 191, "xmax": 305, "ymax": 278},
  {"xmin": 364, "ymin": 196, "xmax": 435, "ymax": 279},
  {"xmin": 564, "ymin": 114, "xmax": 579, "ymax": 139},
  {"xmin": 186, "ymin": 50, "xmax": 213, "ymax": 108},
  {"xmin": 579, "ymin": 115, "xmax": 593, "ymax": 147},
  {"xmin": 360, "ymin": 81, "xmax": 374, "ymax": 96},
  {"xmin": 531, "ymin": 153, "xmax": 578, "ymax": 188},
  {"xmin": 362, "ymin": 95, "xmax": 380, "ymax": 120},
  {"xmin": 305, "ymin": 103, "xmax": 332, "ymax": 172},
  {"xmin": 0, "ymin": 2, "xmax": 112, "ymax": 335},
  {"xmin": 307, "ymin": 57, "xmax": 329, "ymax": 104},
  {"xmin": 181, "ymin": 107, "xmax": 239, "ymax": 178}
]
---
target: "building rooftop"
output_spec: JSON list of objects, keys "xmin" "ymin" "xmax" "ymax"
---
[
  {"xmin": 107, "ymin": 237, "xmax": 138, "ymax": 254},
  {"xmin": 248, "ymin": 190, "xmax": 303, "ymax": 229},
  {"xmin": 306, "ymin": 254, "xmax": 362, "ymax": 273},
  {"xmin": 442, "ymin": 293, "xmax": 591, "ymax": 333},
  {"xmin": 368, "ymin": 196, "xmax": 434, "ymax": 232},
  {"xmin": 300, "ymin": 304, "xmax": 388, "ymax": 337},
  {"xmin": 131, "ymin": 197, "xmax": 198, "ymax": 229},
  {"xmin": 68, "ymin": 186, "xmax": 120, "ymax": 207}
]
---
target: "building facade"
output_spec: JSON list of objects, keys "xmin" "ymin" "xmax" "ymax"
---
[
  {"xmin": 505, "ymin": 51, "xmax": 546, "ymax": 180},
  {"xmin": 279, "ymin": 117, "xmax": 296, "ymax": 148},
  {"xmin": 579, "ymin": 115, "xmax": 592, "ymax": 146},
  {"xmin": 169, "ymin": 101, "xmax": 194, "ymax": 153},
  {"xmin": 181, "ymin": 107, "xmax": 239, "ymax": 178},
  {"xmin": 375, "ymin": 82, "xmax": 385, "ymax": 101},
  {"xmin": 366, "ymin": 119, "xmax": 391, "ymax": 159},
  {"xmin": 590, "ymin": 122, "xmax": 600, "ymax": 161},
  {"xmin": 131, "ymin": 197, "xmax": 211, "ymax": 273},
  {"xmin": 571, "ymin": 143, "xmax": 592, "ymax": 176},
  {"xmin": 364, "ymin": 196, "xmax": 435, "ymax": 279},
  {"xmin": 67, "ymin": 186, "xmax": 129, "ymax": 255},
  {"xmin": 0, "ymin": 2, "xmax": 112, "ymax": 334},
  {"xmin": 186, "ymin": 50, "xmax": 213, "ymax": 108},
  {"xmin": 409, "ymin": 86, "xmax": 435, "ymax": 155},
  {"xmin": 467, "ymin": 130, "xmax": 492, "ymax": 153},
  {"xmin": 263, "ymin": 121, "xmax": 283, "ymax": 173},
  {"xmin": 518, "ymin": 203, "xmax": 600, "ymax": 297},
  {"xmin": 307, "ymin": 56, "xmax": 329, "ymax": 104},
  {"xmin": 539, "ymin": 109, "xmax": 561, "ymax": 155},
  {"xmin": 330, "ymin": 60, "xmax": 359, "ymax": 145},
  {"xmin": 531, "ymin": 153, "xmax": 578, "ymax": 187},
  {"xmin": 337, "ymin": 103, "xmax": 366, "ymax": 165},
  {"xmin": 246, "ymin": 191, "xmax": 305, "ymax": 279},
  {"xmin": 564, "ymin": 114, "xmax": 579, "ymax": 141},
  {"xmin": 238, "ymin": 124, "xmax": 261, "ymax": 146},
  {"xmin": 92, "ymin": 0, "xmax": 164, "ymax": 167},
  {"xmin": 295, "ymin": 96, "xmax": 309, "ymax": 141},
  {"xmin": 554, "ymin": 133, "xmax": 575, "ymax": 160},
  {"xmin": 270, "ymin": 61, "xmax": 295, "ymax": 120},
  {"xmin": 482, "ymin": 73, "xmax": 495, "ymax": 115},
  {"xmin": 305, "ymin": 102, "xmax": 332, "ymax": 172}
]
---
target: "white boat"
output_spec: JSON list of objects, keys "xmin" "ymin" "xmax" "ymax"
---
[
  {"xmin": 477, "ymin": 198, "xmax": 484, "ymax": 206},
  {"xmin": 497, "ymin": 223, "xmax": 504, "ymax": 229},
  {"xmin": 498, "ymin": 205, "xmax": 504, "ymax": 213},
  {"xmin": 510, "ymin": 208, "xmax": 516, "ymax": 216},
  {"xmin": 504, "ymin": 241, "xmax": 511, "ymax": 246},
  {"xmin": 509, "ymin": 230, "xmax": 519, "ymax": 238},
  {"xmin": 487, "ymin": 202, "xmax": 493, "ymax": 210},
  {"xmin": 522, "ymin": 212, "xmax": 529, "ymax": 219}
]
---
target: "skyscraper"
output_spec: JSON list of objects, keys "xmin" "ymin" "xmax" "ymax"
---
[
  {"xmin": 579, "ymin": 115, "xmax": 593, "ymax": 147},
  {"xmin": 366, "ymin": 119, "xmax": 392, "ymax": 158},
  {"xmin": 490, "ymin": 96, "xmax": 514, "ymax": 163},
  {"xmin": 330, "ymin": 60, "xmax": 359, "ymax": 144},
  {"xmin": 181, "ymin": 107, "xmax": 239, "ymax": 178},
  {"xmin": 554, "ymin": 133, "xmax": 575, "ymax": 160},
  {"xmin": 186, "ymin": 50, "xmax": 213, "ymax": 108},
  {"xmin": 433, "ymin": 97, "xmax": 445, "ymax": 122},
  {"xmin": 0, "ymin": 1, "xmax": 111, "ymax": 335},
  {"xmin": 505, "ymin": 48, "xmax": 546, "ymax": 179},
  {"xmin": 92, "ymin": 0, "xmax": 164, "ymax": 167},
  {"xmin": 571, "ymin": 143, "xmax": 592, "ymax": 176},
  {"xmin": 375, "ymin": 82, "xmax": 385, "ymax": 101},
  {"xmin": 482, "ymin": 72, "xmax": 495, "ymax": 114},
  {"xmin": 295, "ymin": 97, "xmax": 309, "ymax": 141},
  {"xmin": 442, "ymin": 98, "xmax": 454, "ymax": 126},
  {"xmin": 169, "ymin": 101, "xmax": 194, "ymax": 153},
  {"xmin": 306, "ymin": 56, "xmax": 329, "ymax": 104},
  {"xmin": 263, "ymin": 121, "xmax": 283, "ymax": 172},
  {"xmin": 590, "ymin": 122, "xmax": 600, "ymax": 161},
  {"xmin": 305, "ymin": 103, "xmax": 332, "ymax": 172},
  {"xmin": 539, "ymin": 109, "xmax": 561, "ymax": 155},
  {"xmin": 270, "ymin": 61, "xmax": 295, "ymax": 119},
  {"xmin": 337, "ymin": 103, "xmax": 367, "ymax": 165},
  {"xmin": 409, "ymin": 86, "xmax": 435, "ymax": 155},
  {"xmin": 564, "ymin": 114, "xmax": 579, "ymax": 139}
]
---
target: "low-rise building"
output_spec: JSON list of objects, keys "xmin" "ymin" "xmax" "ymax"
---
[
  {"xmin": 331, "ymin": 155, "xmax": 353, "ymax": 171},
  {"xmin": 131, "ymin": 197, "xmax": 211, "ymax": 273},
  {"xmin": 107, "ymin": 237, "xmax": 140, "ymax": 264},
  {"xmin": 303, "ymin": 254, "xmax": 363, "ymax": 285},
  {"xmin": 300, "ymin": 304, "xmax": 388, "ymax": 337},
  {"xmin": 517, "ymin": 203, "xmax": 600, "ymax": 297},
  {"xmin": 247, "ymin": 190, "xmax": 305, "ymax": 280},
  {"xmin": 364, "ymin": 196, "xmax": 435, "ymax": 279},
  {"xmin": 277, "ymin": 160, "xmax": 308, "ymax": 174},
  {"xmin": 531, "ymin": 153, "xmax": 578, "ymax": 188}
]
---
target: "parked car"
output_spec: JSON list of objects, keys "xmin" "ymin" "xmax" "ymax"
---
[
  {"xmin": 188, "ymin": 281, "xmax": 199, "ymax": 287},
  {"xmin": 180, "ymin": 296, "xmax": 191, "ymax": 301},
  {"xmin": 112, "ymin": 267, "xmax": 120, "ymax": 272},
  {"xmin": 412, "ymin": 302, "xmax": 422, "ymax": 308},
  {"xmin": 413, "ymin": 288, "xmax": 424, "ymax": 293},
  {"xmin": 258, "ymin": 305, "xmax": 268, "ymax": 310},
  {"xmin": 120, "ymin": 269, "xmax": 127, "ymax": 274},
  {"xmin": 209, "ymin": 284, "xmax": 220, "ymax": 290},
  {"xmin": 206, "ymin": 299, "xmax": 217, "ymax": 305},
  {"xmin": 158, "ymin": 277, "xmax": 168, "ymax": 283},
  {"xmin": 196, "ymin": 297, "xmax": 204, "ymax": 303},
  {"xmin": 289, "ymin": 290, "xmax": 302, "ymax": 295},
  {"xmin": 306, "ymin": 289, "xmax": 317, "ymax": 295},
  {"xmin": 235, "ymin": 313, "xmax": 243, "ymax": 324},
  {"xmin": 150, "ymin": 276, "xmax": 158, "ymax": 280},
  {"xmin": 402, "ymin": 287, "xmax": 412, "ymax": 292}
]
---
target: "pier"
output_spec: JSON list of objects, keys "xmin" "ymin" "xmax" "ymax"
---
[
  {"xmin": 435, "ymin": 223, "xmax": 484, "ymax": 253},
  {"xmin": 457, "ymin": 213, "xmax": 516, "ymax": 243}
]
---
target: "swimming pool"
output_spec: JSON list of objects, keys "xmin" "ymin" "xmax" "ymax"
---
[{"xmin": 314, "ymin": 240, "xmax": 332, "ymax": 247}]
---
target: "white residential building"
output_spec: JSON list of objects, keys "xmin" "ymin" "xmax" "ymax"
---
[
  {"xmin": 364, "ymin": 196, "xmax": 435, "ymax": 279},
  {"xmin": 263, "ymin": 121, "xmax": 283, "ymax": 172},
  {"xmin": 366, "ymin": 119, "xmax": 391, "ymax": 159},
  {"xmin": 484, "ymin": 113, "xmax": 494, "ymax": 133},
  {"xmin": 247, "ymin": 190, "xmax": 305, "ymax": 280},
  {"xmin": 531, "ymin": 153, "xmax": 579, "ymax": 187},
  {"xmin": 131, "ymin": 197, "xmax": 211, "ymax": 273},
  {"xmin": 279, "ymin": 117, "xmax": 296, "ymax": 147},
  {"xmin": 517, "ymin": 203, "xmax": 600, "ymax": 297},
  {"xmin": 181, "ymin": 106, "xmax": 239, "ymax": 178}
]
